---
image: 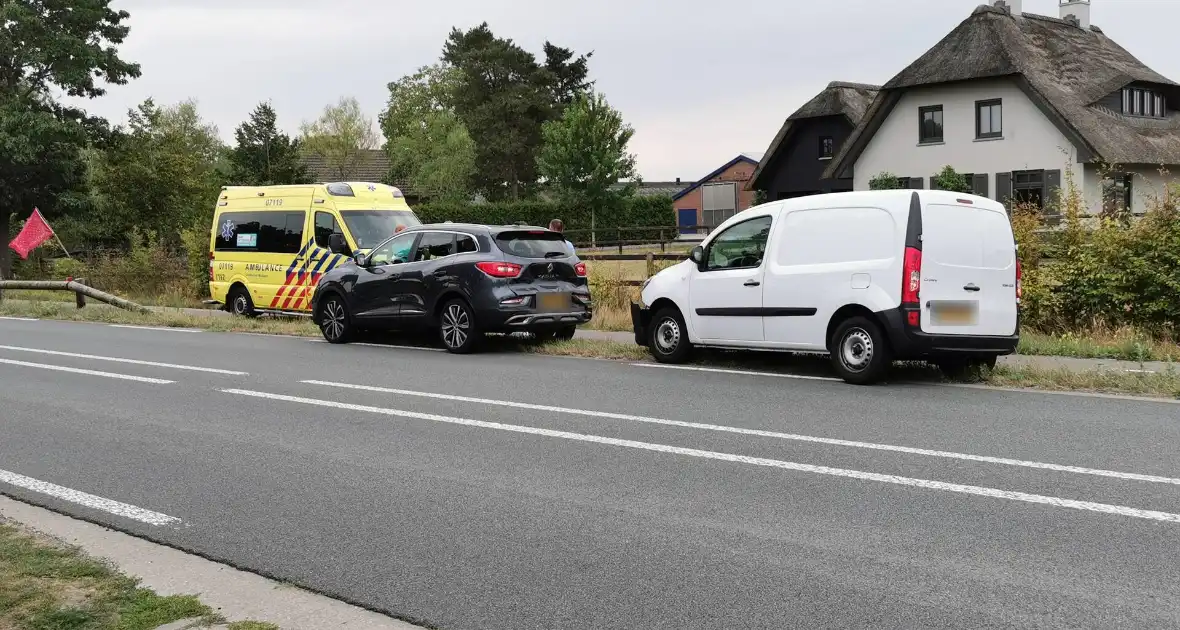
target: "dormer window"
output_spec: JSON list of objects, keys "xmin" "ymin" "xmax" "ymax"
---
[{"xmin": 1122, "ymin": 87, "xmax": 1166, "ymax": 118}]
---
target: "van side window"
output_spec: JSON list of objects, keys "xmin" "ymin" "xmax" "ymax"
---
[
  {"xmin": 413, "ymin": 232, "xmax": 456, "ymax": 262},
  {"xmin": 214, "ymin": 211, "xmax": 305, "ymax": 254},
  {"xmin": 314, "ymin": 212, "xmax": 340, "ymax": 248},
  {"xmin": 705, "ymin": 216, "xmax": 773, "ymax": 271}
]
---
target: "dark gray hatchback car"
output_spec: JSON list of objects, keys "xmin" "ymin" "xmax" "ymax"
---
[{"xmin": 310, "ymin": 223, "xmax": 592, "ymax": 352}]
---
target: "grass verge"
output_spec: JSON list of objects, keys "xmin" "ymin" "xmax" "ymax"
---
[
  {"xmin": 1018, "ymin": 328, "xmax": 1180, "ymax": 363},
  {"xmin": 2, "ymin": 299, "xmax": 1177, "ymax": 399},
  {"xmin": 0, "ymin": 520, "xmax": 232, "ymax": 630}
]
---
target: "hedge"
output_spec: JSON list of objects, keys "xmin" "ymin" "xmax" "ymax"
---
[{"xmin": 415, "ymin": 195, "xmax": 675, "ymax": 245}]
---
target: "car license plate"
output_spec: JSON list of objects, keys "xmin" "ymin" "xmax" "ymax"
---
[
  {"xmin": 930, "ymin": 301, "xmax": 978, "ymax": 326},
  {"xmin": 537, "ymin": 292, "xmax": 569, "ymax": 312}
]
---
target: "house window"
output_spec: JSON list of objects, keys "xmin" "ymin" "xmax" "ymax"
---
[
  {"xmin": 819, "ymin": 136, "xmax": 834, "ymax": 159},
  {"xmin": 1012, "ymin": 170, "xmax": 1044, "ymax": 209},
  {"xmin": 975, "ymin": 99, "xmax": 1002, "ymax": 139},
  {"xmin": 1122, "ymin": 87, "xmax": 1167, "ymax": 118},
  {"xmin": 1102, "ymin": 173, "xmax": 1134, "ymax": 214},
  {"xmin": 919, "ymin": 105, "xmax": 943, "ymax": 143},
  {"xmin": 702, "ymin": 182, "xmax": 738, "ymax": 227}
]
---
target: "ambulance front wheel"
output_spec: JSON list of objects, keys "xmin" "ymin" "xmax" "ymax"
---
[{"xmin": 227, "ymin": 285, "xmax": 258, "ymax": 318}]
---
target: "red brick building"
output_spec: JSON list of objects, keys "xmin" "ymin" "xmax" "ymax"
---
[{"xmin": 671, "ymin": 154, "xmax": 761, "ymax": 233}]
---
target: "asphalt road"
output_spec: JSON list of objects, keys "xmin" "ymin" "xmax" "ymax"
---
[{"xmin": 2, "ymin": 316, "xmax": 1180, "ymax": 629}]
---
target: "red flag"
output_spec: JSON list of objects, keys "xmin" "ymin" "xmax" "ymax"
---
[{"xmin": 8, "ymin": 209, "xmax": 55, "ymax": 260}]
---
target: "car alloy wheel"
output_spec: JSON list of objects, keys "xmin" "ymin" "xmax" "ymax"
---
[
  {"xmin": 441, "ymin": 302, "xmax": 472, "ymax": 350},
  {"xmin": 320, "ymin": 297, "xmax": 348, "ymax": 343}
]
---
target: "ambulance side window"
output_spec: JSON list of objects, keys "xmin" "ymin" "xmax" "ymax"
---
[{"xmin": 314, "ymin": 212, "xmax": 340, "ymax": 248}]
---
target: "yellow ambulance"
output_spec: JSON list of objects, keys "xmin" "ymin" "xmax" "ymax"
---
[{"xmin": 208, "ymin": 181, "xmax": 421, "ymax": 316}]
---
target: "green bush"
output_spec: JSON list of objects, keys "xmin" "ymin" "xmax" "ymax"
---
[
  {"xmin": 933, "ymin": 165, "xmax": 971, "ymax": 193},
  {"xmin": 415, "ymin": 195, "xmax": 674, "ymax": 245},
  {"xmin": 868, "ymin": 172, "xmax": 905, "ymax": 190}
]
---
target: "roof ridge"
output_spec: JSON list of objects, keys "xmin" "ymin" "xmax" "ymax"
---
[{"xmin": 826, "ymin": 81, "xmax": 881, "ymax": 91}]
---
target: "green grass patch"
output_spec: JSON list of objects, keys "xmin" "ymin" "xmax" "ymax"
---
[
  {"xmin": 0, "ymin": 523, "xmax": 220, "ymax": 630},
  {"xmin": 1018, "ymin": 328, "xmax": 1180, "ymax": 363}
]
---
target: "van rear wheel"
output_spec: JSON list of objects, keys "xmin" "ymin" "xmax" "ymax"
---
[
  {"xmin": 227, "ymin": 286, "xmax": 258, "ymax": 318},
  {"xmin": 831, "ymin": 316, "xmax": 892, "ymax": 384}
]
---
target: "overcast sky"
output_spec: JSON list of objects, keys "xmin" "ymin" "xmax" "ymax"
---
[{"xmin": 78, "ymin": 0, "xmax": 1180, "ymax": 181}]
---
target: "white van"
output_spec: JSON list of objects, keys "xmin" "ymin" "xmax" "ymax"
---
[{"xmin": 630, "ymin": 190, "xmax": 1020, "ymax": 384}]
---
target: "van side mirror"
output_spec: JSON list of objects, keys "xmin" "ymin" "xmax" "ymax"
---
[
  {"xmin": 353, "ymin": 252, "xmax": 368, "ymax": 267},
  {"xmin": 328, "ymin": 233, "xmax": 350, "ymax": 255},
  {"xmin": 689, "ymin": 246, "xmax": 705, "ymax": 266}
]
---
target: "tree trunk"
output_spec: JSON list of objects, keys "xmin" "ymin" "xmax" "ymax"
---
[{"xmin": 0, "ymin": 212, "xmax": 11, "ymax": 279}]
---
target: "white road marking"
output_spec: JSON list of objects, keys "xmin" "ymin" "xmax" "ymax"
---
[
  {"xmin": 0, "ymin": 316, "xmax": 38, "ymax": 321},
  {"xmin": 0, "ymin": 358, "xmax": 174, "ymax": 384},
  {"xmin": 631, "ymin": 362, "xmax": 839, "ymax": 381},
  {"xmin": 302, "ymin": 379, "xmax": 1180, "ymax": 486},
  {"xmin": 108, "ymin": 324, "xmax": 201, "ymax": 333},
  {"xmin": 307, "ymin": 339, "xmax": 445, "ymax": 352},
  {"xmin": 223, "ymin": 388, "xmax": 1180, "ymax": 524},
  {"xmin": 1125, "ymin": 369, "xmax": 1157, "ymax": 374},
  {"xmin": 0, "ymin": 345, "xmax": 246, "ymax": 376},
  {"xmin": 0, "ymin": 469, "xmax": 181, "ymax": 526}
]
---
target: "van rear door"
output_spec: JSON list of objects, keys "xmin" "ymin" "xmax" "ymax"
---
[{"xmin": 919, "ymin": 197, "xmax": 1017, "ymax": 336}]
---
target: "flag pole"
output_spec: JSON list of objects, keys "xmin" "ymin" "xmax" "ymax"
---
[
  {"xmin": 32, "ymin": 208, "xmax": 71, "ymax": 259},
  {"xmin": 53, "ymin": 233, "xmax": 72, "ymax": 259}
]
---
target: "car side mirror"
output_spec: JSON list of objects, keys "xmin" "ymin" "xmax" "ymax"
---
[
  {"xmin": 353, "ymin": 252, "xmax": 368, "ymax": 267},
  {"xmin": 328, "ymin": 233, "xmax": 350, "ymax": 255},
  {"xmin": 689, "ymin": 245, "xmax": 705, "ymax": 266}
]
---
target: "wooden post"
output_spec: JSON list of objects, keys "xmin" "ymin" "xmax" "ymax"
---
[
  {"xmin": 74, "ymin": 278, "xmax": 86, "ymax": 308},
  {"xmin": 646, "ymin": 252, "xmax": 655, "ymax": 278},
  {"xmin": 659, "ymin": 229, "xmax": 666, "ymax": 252}
]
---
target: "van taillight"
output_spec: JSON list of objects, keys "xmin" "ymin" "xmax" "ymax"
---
[
  {"xmin": 1016, "ymin": 258, "xmax": 1023, "ymax": 303},
  {"xmin": 902, "ymin": 246, "xmax": 922, "ymax": 304}
]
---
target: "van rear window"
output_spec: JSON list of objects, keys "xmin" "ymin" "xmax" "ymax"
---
[
  {"xmin": 494, "ymin": 231, "xmax": 570, "ymax": 258},
  {"xmin": 214, "ymin": 211, "xmax": 305, "ymax": 254}
]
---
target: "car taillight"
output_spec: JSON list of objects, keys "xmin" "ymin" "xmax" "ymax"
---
[
  {"xmin": 1016, "ymin": 258, "xmax": 1023, "ymax": 303},
  {"xmin": 901, "ymin": 246, "xmax": 922, "ymax": 304},
  {"xmin": 574, "ymin": 262, "xmax": 587, "ymax": 277},
  {"xmin": 476, "ymin": 261, "xmax": 522, "ymax": 278}
]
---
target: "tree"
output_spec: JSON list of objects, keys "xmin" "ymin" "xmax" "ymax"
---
[
  {"xmin": 933, "ymin": 165, "xmax": 971, "ymax": 193},
  {"xmin": 87, "ymin": 99, "xmax": 224, "ymax": 245},
  {"xmin": 536, "ymin": 91, "xmax": 637, "ymax": 236},
  {"xmin": 228, "ymin": 102, "xmax": 308, "ymax": 186},
  {"xmin": 379, "ymin": 64, "xmax": 476, "ymax": 200},
  {"xmin": 299, "ymin": 97, "xmax": 379, "ymax": 180},
  {"xmin": 540, "ymin": 42, "xmax": 594, "ymax": 108},
  {"xmin": 0, "ymin": 0, "xmax": 141, "ymax": 277}
]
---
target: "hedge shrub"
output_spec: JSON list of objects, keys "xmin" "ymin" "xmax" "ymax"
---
[{"xmin": 415, "ymin": 195, "xmax": 674, "ymax": 245}]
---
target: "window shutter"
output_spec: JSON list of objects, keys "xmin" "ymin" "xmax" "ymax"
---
[
  {"xmin": 930, "ymin": 174, "xmax": 941, "ymax": 190},
  {"xmin": 995, "ymin": 172, "xmax": 1011, "ymax": 203},
  {"xmin": 1044, "ymin": 170, "xmax": 1062, "ymax": 205},
  {"xmin": 972, "ymin": 173, "xmax": 989, "ymax": 197},
  {"xmin": 907, "ymin": 177, "xmax": 925, "ymax": 189}
]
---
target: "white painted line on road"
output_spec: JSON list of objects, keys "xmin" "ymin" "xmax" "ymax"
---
[
  {"xmin": 0, "ymin": 316, "xmax": 38, "ymax": 321},
  {"xmin": 223, "ymin": 388, "xmax": 1180, "ymax": 524},
  {"xmin": 307, "ymin": 339, "xmax": 445, "ymax": 351},
  {"xmin": 302, "ymin": 379, "xmax": 1180, "ymax": 486},
  {"xmin": 0, "ymin": 358, "xmax": 174, "ymax": 384},
  {"xmin": 0, "ymin": 469, "xmax": 181, "ymax": 526},
  {"xmin": 0, "ymin": 345, "xmax": 246, "ymax": 376},
  {"xmin": 631, "ymin": 363, "xmax": 839, "ymax": 381},
  {"xmin": 108, "ymin": 324, "xmax": 201, "ymax": 333},
  {"xmin": 1125, "ymin": 369, "xmax": 1157, "ymax": 374}
]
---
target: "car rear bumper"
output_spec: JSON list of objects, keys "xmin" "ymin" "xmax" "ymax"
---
[
  {"xmin": 631, "ymin": 302, "xmax": 651, "ymax": 346},
  {"xmin": 881, "ymin": 306, "xmax": 1019, "ymax": 359},
  {"xmin": 477, "ymin": 307, "xmax": 592, "ymax": 331}
]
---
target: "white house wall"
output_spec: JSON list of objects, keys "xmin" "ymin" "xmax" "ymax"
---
[{"xmin": 853, "ymin": 78, "xmax": 1083, "ymax": 197}]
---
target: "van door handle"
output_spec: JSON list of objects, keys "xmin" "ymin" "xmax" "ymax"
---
[
  {"xmin": 744, "ymin": 279, "xmax": 761, "ymax": 287},
  {"xmin": 963, "ymin": 284, "xmax": 981, "ymax": 292}
]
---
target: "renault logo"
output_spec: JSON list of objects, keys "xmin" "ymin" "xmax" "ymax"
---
[{"xmin": 547, "ymin": 263, "xmax": 555, "ymax": 274}]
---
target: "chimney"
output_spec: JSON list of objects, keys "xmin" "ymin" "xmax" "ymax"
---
[
  {"xmin": 675, "ymin": 177, "xmax": 681, "ymax": 184},
  {"xmin": 1060, "ymin": 0, "xmax": 1090, "ymax": 28},
  {"xmin": 993, "ymin": 0, "xmax": 1021, "ymax": 16}
]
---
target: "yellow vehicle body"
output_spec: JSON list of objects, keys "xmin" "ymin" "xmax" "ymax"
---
[{"xmin": 208, "ymin": 182, "xmax": 420, "ymax": 315}]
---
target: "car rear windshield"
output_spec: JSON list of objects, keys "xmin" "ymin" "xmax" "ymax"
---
[
  {"xmin": 494, "ymin": 231, "xmax": 570, "ymax": 258},
  {"xmin": 340, "ymin": 210, "xmax": 421, "ymax": 249}
]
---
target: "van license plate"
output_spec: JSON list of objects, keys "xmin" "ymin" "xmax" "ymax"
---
[
  {"xmin": 930, "ymin": 301, "xmax": 978, "ymax": 326},
  {"xmin": 537, "ymin": 293, "xmax": 569, "ymax": 312}
]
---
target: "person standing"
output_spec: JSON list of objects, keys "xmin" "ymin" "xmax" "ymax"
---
[{"xmin": 548, "ymin": 219, "xmax": 575, "ymax": 255}]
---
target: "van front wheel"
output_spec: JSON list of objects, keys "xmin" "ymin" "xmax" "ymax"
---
[
  {"xmin": 831, "ymin": 316, "xmax": 892, "ymax": 384},
  {"xmin": 649, "ymin": 307, "xmax": 692, "ymax": 363}
]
